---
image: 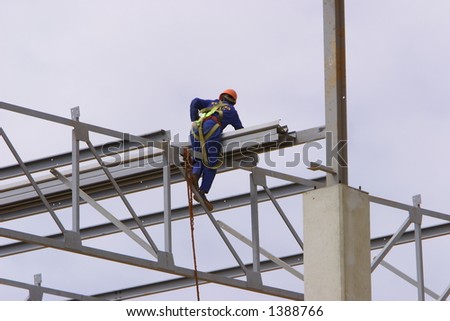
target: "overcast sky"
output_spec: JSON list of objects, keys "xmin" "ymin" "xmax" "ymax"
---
[{"xmin": 1, "ymin": 0, "xmax": 450, "ymax": 301}]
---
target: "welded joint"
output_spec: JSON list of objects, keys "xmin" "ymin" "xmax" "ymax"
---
[
  {"xmin": 409, "ymin": 209, "xmax": 422, "ymax": 225},
  {"xmin": 251, "ymin": 168, "xmax": 267, "ymax": 187},
  {"xmin": 157, "ymin": 251, "xmax": 175, "ymax": 268},
  {"xmin": 64, "ymin": 230, "xmax": 82, "ymax": 249},
  {"xmin": 27, "ymin": 287, "xmax": 43, "ymax": 301},
  {"xmin": 73, "ymin": 122, "xmax": 90, "ymax": 142},
  {"xmin": 246, "ymin": 271, "xmax": 263, "ymax": 290}
]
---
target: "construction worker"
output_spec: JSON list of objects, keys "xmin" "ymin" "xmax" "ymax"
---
[{"xmin": 189, "ymin": 89, "xmax": 244, "ymax": 211}]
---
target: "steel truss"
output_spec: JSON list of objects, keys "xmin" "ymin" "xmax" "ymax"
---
[
  {"xmin": 0, "ymin": 101, "xmax": 322, "ymax": 300},
  {"xmin": 2, "ymin": 1, "xmax": 449, "ymax": 301},
  {"xmin": 1, "ymin": 101, "xmax": 449, "ymax": 301}
]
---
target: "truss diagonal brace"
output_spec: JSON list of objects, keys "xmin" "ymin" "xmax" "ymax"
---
[
  {"xmin": 439, "ymin": 284, "xmax": 450, "ymax": 301},
  {"xmin": 262, "ymin": 185, "xmax": 304, "ymax": 250},
  {"xmin": 0, "ymin": 128, "xmax": 66, "ymax": 233},
  {"xmin": 85, "ymin": 140, "xmax": 159, "ymax": 255},
  {"xmin": 243, "ymin": 165, "xmax": 307, "ymax": 250},
  {"xmin": 176, "ymin": 165, "xmax": 248, "ymax": 274},
  {"xmin": 218, "ymin": 221, "xmax": 304, "ymax": 281},
  {"xmin": 379, "ymin": 260, "xmax": 439, "ymax": 300},
  {"xmin": 371, "ymin": 217, "xmax": 411, "ymax": 272},
  {"xmin": 51, "ymin": 169, "xmax": 157, "ymax": 258}
]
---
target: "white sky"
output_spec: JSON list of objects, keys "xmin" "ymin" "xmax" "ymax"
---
[{"xmin": 1, "ymin": 0, "xmax": 450, "ymax": 301}]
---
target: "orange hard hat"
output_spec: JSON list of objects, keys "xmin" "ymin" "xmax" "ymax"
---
[{"xmin": 219, "ymin": 89, "xmax": 237, "ymax": 102}]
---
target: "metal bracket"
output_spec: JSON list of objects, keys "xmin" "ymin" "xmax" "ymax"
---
[
  {"xmin": 74, "ymin": 122, "xmax": 90, "ymax": 142},
  {"xmin": 410, "ymin": 194, "xmax": 423, "ymax": 225},
  {"xmin": 64, "ymin": 230, "xmax": 82, "ymax": 249},
  {"xmin": 246, "ymin": 271, "xmax": 263, "ymax": 289},
  {"xmin": 251, "ymin": 168, "xmax": 267, "ymax": 187},
  {"xmin": 413, "ymin": 194, "xmax": 422, "ymax": 207},
  {"xmin": 27, "ymin": 273, "xmax": 43, "ymax": 301},
  {"xmin": 71, "ymin": 106, "xmax": 80, "ymax": 120},
  {"xmin": 157, "ymin": 251, "xmax": 174, "ymax": 268},
  {"xmin": 34, "ymin": 273, "xmax": 42, "ymax": 286}
]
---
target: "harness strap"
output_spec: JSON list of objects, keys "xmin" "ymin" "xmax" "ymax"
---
[{"xmin": 191, "ymin": 102, "xmax": 226, "ymax": 168}]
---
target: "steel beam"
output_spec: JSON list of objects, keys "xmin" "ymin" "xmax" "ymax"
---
[
  {"xmin": 250, "ymin": 174, "xmax": 261, "ymax": 274},
  {"xmin": 84, "ymin": 140, "xmax": 159, "ymax": 253},
  {"xmin": 323, "ymin": 0, "xmax": 348, "ymax": 185},
  {"xmin": 71, "ymin": 107, "xmax": 81, "ymax": 233},
  {"xmin": 0, "ymin": 129, "xmax": 66, "ymax": 233},
  {"xmin": 0, "ymin": 101, "xmax": 165, "ymax": 149},
  {"xmin": 439, "ymin": 284, "xmax": 450, "ymax": 301},
  {"xmin": 3, "ymin": 215, "xmax": 448, "ymax": 299},
  {"xmin": 91, "ymin": 254, "xmax": 305, "ymax": 300},
  {"xmin": 73, "ymin": 226, "xmax": 450, "ymax": 300},
  {"xmin": 219, "ymin": 220, "xmax": 304, "ymax": 281},
  {"xmin": 0, "ymin": 181, "xmax": 323, "ymax": 257},
  {"xmin": 162, "ymin": 142, "xmax": 172, "ymax": 253},
  {"xmin": 371, "ymin": 217, "xmax": 411, "ymax": 272},
  {"xmin": 1, "ymin": 123, "xmax": 324, "ymax": 215},
  {"xmin": 0, "ymin": 277, "xmax": 101, "ymax": 301},
  {"xmin": 0, "ymin": 227, "xmax": 303, "ymax": 300},
  {"xmin": 239, "ymin": 164, "xmax": 325, "ymax": 188},
  {"xmin": 412, "ymin": 196, "xmax": 425, "ymax": 301},
  {"xmin": 379, "ymin": 261, "xmax": 439, "ymax": 300},
  {"xmin": 263, "ymin": 186, "xmax": 304, "ymax": 250},
  {"xmin": 52, "ymin": 169, "xmax": 157, "ymax": 258},
  {"xmin": 0, "ymin": 131, "xmax": 170, "ymax": 181},
  {"xmin": 177, "ymin": 166, "xmax": 248, "ymax": 274}
]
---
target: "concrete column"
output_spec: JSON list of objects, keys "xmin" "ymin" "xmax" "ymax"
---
[{"xmin": 303, "ymin": 184, "xmax": 371, "ymax": 300}]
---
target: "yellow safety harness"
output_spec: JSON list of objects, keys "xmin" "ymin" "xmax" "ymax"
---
[{"xmin": 191, "ymin": 101, "xmax": 225, "ymax": 168}]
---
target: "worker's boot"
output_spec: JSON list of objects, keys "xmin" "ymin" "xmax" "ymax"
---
[{"xmin": 194, "ymin": 190, "xmax": 214, "ymax": 212}]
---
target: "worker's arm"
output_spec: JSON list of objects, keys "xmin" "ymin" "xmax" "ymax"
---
[
  {"xmin": 231, "ymin": 115, "xmax": 243, "ymax": 130},
  {"xmin": 223, "ymin": 105, "xmax": 243, "ymax": 130},
  {"xmin": 227, "ymin": 106, "xmax": 244, "ymax": 129},
  {"xmin": 190, "ymin": 98, "xmax": 214, "ymax": 121}
]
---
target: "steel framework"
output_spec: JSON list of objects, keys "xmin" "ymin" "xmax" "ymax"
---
[
  {"xmin": 1, "ymin": 1, "xmax": 449, "ymax": 301},
  {"xmin": 1, "ymin": 101, "xmax": 449, "ymax": 301}
]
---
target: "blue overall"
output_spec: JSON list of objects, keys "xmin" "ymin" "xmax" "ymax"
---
[{"xmin": 190, "ymin": 97, "xmax": 243, "ymax": 193}]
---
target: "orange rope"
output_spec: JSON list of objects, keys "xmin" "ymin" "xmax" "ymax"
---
[{"xmin": 184, "ymin": 148, "xmax": 200, "ymax": 301}]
